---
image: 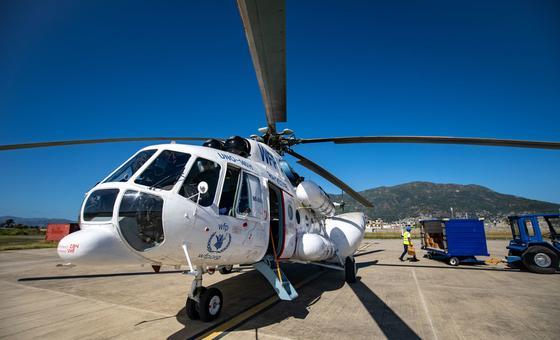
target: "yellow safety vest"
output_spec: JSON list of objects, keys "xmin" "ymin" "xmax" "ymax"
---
[{"xmin": 402, "ymin": 231, "xmax": 411, "ymax": 245}]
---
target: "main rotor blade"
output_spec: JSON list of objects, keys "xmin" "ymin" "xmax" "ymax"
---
[
  {"xmin": 0, "ymin": 137, "xmax": 214, "ymax": 151},
  {"xmin": 298, "ymin": 136, "xmax": 560, "ymax": 150},
  {"xmin": 286, "ymin": 149, "xmax": 373, "ymax": 208},
  {"xmin": 237, "ymin": 0, "xmax": 286, "ymax": 134}
]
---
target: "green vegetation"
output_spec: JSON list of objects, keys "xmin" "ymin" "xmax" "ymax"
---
[
  {"xmin": 0, "ymin": 227, "xmax": 44, "ymax": 236},
  {"xmin": 0, "ymin": 224, "xmax": 55, "ymax": 251},
  {"xmin": 0, "ymin": 235, "xmax": 58, "ymax": 251}
]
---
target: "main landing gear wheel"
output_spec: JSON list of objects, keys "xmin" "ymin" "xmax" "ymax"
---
[
  {"xmin": 345, "ymin": 256, "xmax": 357, "ymax": 284},
  {"xmin": 219, "ymin": 265, "xmax": 234, "ymax": 274},
  {"xmin": 448, "ymin": 257, "xmax": 460, "ymax": 266},
  {"xmin": 186, "ymin": 287, "xmax": 206, "ymax": 320},
  {"xmin": 522, "ymin": 246, "xmax": 558, "ymax": 274},
  {"xmin": 198, "ymin": 288, "xmax": 223, "ymax": 322}
]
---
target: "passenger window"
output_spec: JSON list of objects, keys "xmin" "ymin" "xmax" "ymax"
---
[
  {"xmin": 218, "ymin": 166, "xmax": 241, "ymax": 216},
  {"xmin": 179, "ymin": 158, "xmax": 221, "ymax": 207},
  {"xmin": 104, "ymin": 149, "xmax": 156, "ymax": 183},
  {"xmin": 236, "ymin": 172, "xmax": 263, "ymax": 218},
  {"xmin": 135, "ymin": 150, "xmax": 191, "ymax": 190}
]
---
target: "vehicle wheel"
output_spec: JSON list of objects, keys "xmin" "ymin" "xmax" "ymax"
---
[
  {"xmin": 186, "ymin": 297, "xmax": 199, "ymax": 320},
  {"xmin": 185, "ymin": 287, "xmax": 206, "ymax": 320},
  {"xmin": 522, "ymin": 246, "xmax": 558, "ymax": 274},
  {"xmin": 198, "ymin": 288, "xmax": 223, "ymax": 322},
  {"xmin": 345, "ymin": 256, "xmax": 357, "ymax": 284},
  {"xmin": 219, "ymin": 265, "xmax": 234, "ymax": 274},
  {"xmin": 449, "ymin": 257, "xmax": 460, "ymax": 266}
]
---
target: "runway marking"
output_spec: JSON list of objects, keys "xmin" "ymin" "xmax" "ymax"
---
[
  {"xmin": 355, "ymin": 243, "xmax": 373, "ymax": 254},
  {"xmin": 196, "ymin": 270, "xmax": 325, "ymax": 340},
  {"xmin": 411, "ymin": 269, "xmax": 438, "ymax": 340}
]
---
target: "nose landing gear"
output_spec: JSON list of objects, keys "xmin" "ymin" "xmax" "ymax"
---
[{"xmin": 185, "ymin": 267, "xmax": 224, "ymax": 322}]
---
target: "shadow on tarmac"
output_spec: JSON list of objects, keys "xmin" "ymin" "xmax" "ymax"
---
[
  {"xmin": 168, "ymin": 258, "xmax": 421, "ymax": 339},
  {"xmin": 350, "ymin": 276, "xmax": 421, "ymax": 340}
]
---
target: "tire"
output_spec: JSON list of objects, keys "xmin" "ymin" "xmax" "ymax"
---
[
  {"xmin": 345, "ymin": 256, "xmax": 357, "ymax": 284},
  {"xmin": 185, "ymin": 297, "xmax": 199, "ymax": 320},
  {"xmin": 185, "ymin": 287, "xmax": 206, "ymax": 320},
  {"xmin": 198, "ymin": 288, "xmax": 223, "ymax": 322},
  {"xmin": 522, "ymin": 246, "xmax": 558, "ymax": 274},
  {"xmin": 219, "ymin": 265, "xmax": 233, "ymax": 274},
  {"xmin": 449, "ymin": 257, "xmax": 460, "ymax": 266}
]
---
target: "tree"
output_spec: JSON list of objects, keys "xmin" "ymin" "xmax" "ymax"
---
[{"xmin": 2, "ymin": 219, "xmax": 15, "ymax": 228}]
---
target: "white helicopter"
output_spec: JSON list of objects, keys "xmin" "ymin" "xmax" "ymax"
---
[{"xmin": 2, "ymin": 0, "xmax": 559, "ymax": 322}]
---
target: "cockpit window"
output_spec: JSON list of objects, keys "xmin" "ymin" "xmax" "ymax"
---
[
  {"xmin": 118, "ymin": 190, "xmax": 164, "ymax": 251},
  {"xmin": 104, "ymin": 150, "xmax": 156, "ymax": 183},
  {"xmin": 83, "ymin": 189, "xmax": 119, "ymax": 221},
  {"xmin": 135, "ymin": 150, "xmax": 191, "ymax": 190},
  {"xmin": 179, "ymin": 158, "xmax": 221, "ymax": 207},
  {"xmin": 279, "ymin": 160, "xmax": 301, "ymax": 186}
]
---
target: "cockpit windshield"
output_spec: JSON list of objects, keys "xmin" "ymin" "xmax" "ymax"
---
[
  {"xmin": 104, "ymin": 150, "xmax": 156, "ymax": 183},
  {"xmin": 135, "ymin": 150, "xmax": 191, "ymax": 190}
]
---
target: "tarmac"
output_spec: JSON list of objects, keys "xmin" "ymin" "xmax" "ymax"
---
[{"xmin": 0, "ymin": 239, "xmax": 559, "ymax": 340}]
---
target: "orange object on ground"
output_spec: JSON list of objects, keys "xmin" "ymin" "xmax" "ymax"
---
[{"xmin": 45, "ymin": 223, "xmax": 80, "ymax": 241}]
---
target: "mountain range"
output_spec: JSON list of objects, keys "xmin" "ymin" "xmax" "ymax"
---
[
  {"xmin": 0, "ymin": 216, "xmax": 75, "ymax": 228},
  {"xmin": 330, "ymin": 181, "xmax": 559, "ymax": 221}
]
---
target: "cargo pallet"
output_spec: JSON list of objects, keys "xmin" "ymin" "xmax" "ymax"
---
[{"xmin": 420, "ymin": 218, "xmax": 489, "ymax": 266}]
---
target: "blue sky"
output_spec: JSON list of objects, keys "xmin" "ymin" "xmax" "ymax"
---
[{"xmin": 0, "ymin": 0, "xmax": 559, "ymax": 219}]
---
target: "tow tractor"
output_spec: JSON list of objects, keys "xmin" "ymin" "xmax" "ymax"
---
[{"xmin": 506, "ymin": 214, "xmax": 560, "ymax": 274}]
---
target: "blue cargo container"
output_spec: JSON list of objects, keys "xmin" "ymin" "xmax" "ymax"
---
[{"xmin": 419, "ymin": 218, "xmax": 489, "ymax": 266}]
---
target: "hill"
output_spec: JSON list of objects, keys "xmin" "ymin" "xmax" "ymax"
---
[
  {"xmin": 330, "ymin": 182, "xmax": 560, "ymax": 221},
  {"xmin": 0, "ymin": 216, "xmax": 75, "ymax": 228}
]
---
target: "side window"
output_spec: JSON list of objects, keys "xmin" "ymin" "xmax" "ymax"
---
[
  {"xmin": 546, "ymin": 217, "xmax": 560, "ymax": 240},
  {"xmin": 135, "ymin": 150, "xmax": 191, "ymax": 190},
  {"xmin": 179, "ymin": 158, "xmax": 221, "ymax": 207},
  {"xmin": 218, "ymin": 166, "xmax": 241, "ymax": 216},
  {"xmin": 236, "ymin": 172, "xmax": 263, "ymax": 218},
  {"xmin": 524, "ymin": 219, "xmax": 536, "ymax": 237},
  {"xmin": 537, "ymin": 216, "xmax": 551, "ymax": 238},
  {"xmin": 104, "ymin": 149, "xmax": 156, "ymax": 183},
  {"xmin": 510, "ymin": 219, "xmax": 520, "ymax": 239}
]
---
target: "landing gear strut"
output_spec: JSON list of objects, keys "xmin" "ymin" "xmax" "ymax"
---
[
  {"xmin": 345, "ymin": 256, "xmax": 357, "ymax": 284},
  {"xmin": 185, "ymin": 266, "xmax": 223, "ymax": 322}
]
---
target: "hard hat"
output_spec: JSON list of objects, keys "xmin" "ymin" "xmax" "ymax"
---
[{"xmin": 406, "ymin": 226, "xmax": 412, "ymax": 232}]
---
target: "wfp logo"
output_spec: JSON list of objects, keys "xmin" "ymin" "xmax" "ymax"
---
[{"xmin": 207, "ymin": 223, "xmax": 232, "ymax": 253}]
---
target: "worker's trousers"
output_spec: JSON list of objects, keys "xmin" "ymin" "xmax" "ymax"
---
[{"xmin": 399, "ymin": 244, "xmax": 409, "ymax": 260}]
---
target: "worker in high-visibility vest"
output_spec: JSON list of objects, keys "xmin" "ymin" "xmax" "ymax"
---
[{"xmin": 399, "ymin": 225, "xmax": 418, "ymax": 261}]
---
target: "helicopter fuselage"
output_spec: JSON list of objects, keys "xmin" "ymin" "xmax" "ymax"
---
[{"xmin": 57, "ymin": 139, "xmax": 365, "ymax": 270}]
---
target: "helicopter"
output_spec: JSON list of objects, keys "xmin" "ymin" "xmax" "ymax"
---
[{"xmin": 1, "ymin": 0, "xmax": 559, "ymax": 323}]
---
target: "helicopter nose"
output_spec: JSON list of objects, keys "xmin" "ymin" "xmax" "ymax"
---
[{"xmin": 57, "ymin": 227, "xmax": 142, "ymax": 265}]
